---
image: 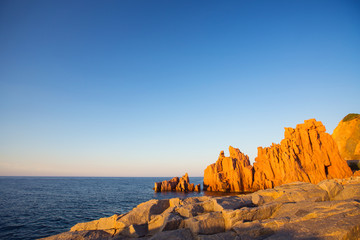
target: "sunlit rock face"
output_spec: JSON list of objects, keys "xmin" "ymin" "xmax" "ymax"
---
[
  {"xmin": 154, "ymin": 173, "xmax": 201, "ymax": 192},
  {"xmin": 203, "ymin": 147, "xmax": 253, "ymax": 192},
  {"xmin": 332, "ymin": 113, "xmax": 360, "ymax": 161},
  {"xmin": 204, "ymin": 119, "xmax": 353, "ymax": 192},
  {"xmin": 252, "ymin": 119, "xmax": 352, "ymax": 190}
]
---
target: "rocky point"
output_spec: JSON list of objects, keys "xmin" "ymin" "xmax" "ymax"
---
[{"xmin": 204, "ymin": 119, "xmax": 353, "ymax": 192}]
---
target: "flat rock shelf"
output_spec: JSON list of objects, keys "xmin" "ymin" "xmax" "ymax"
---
[{"xmin": 41, "ymin": 176, "xmax": 360, "ymax": 240}]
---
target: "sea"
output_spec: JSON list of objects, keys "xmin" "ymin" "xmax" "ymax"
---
[{"xmin": 0, "ymin": 176, "xmax": 208, "ymax": 240}]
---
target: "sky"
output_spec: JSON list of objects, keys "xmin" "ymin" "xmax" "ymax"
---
[{"xmin": 0, "ymin": 0, "xmax": 359, "ymax": 177}]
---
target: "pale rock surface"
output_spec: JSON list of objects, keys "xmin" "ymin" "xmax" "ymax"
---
[
  {"xmin": 184, "ymin": 212, "xmax": 225, "ymax": 235},
  {"xmin": 42, "ymin": 177, "xmax": 360, "ymax": 240},
  {"xmin": 149, "ymin": 228, "xmax": 193, "ymax": 240}
]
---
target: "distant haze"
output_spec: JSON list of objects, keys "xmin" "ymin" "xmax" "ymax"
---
[{"xmin": 0, "ymin": 0, "xmax": 359, "ymax": 177}]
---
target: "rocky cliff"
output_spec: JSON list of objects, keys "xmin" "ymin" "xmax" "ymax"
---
[
  {"xmin": 204, "ymin": 119, "xmax": 353, "ymax": 192},
  {"xmin": 203, "ymin": 147, "xmax": 253, "ymax": 192},
  {"xmin": 154, "ymin": 173, "xmax": 201, "ymax": 192},
  {"xmin": 42, "ymin": 176, "xmax": 360, "ymax": 240},
  {"xmin": 332, "ymin": 113, "xmax": 360, "ymax": 161}
]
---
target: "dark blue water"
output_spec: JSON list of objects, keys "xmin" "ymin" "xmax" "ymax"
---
[{"xmin": 0, "ymin": 177, "xmax": 204, "ymax": 240}]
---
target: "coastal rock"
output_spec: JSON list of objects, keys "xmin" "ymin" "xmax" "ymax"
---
[
  {"xmin": 155, "ymin": 173, "xmax": 200, "ymax": 192},
  {"xmin": 197, "ymin": 231, "xmax": 237, "ymax": 240},
  {"xmin": 203, "ymin": 146, "xmax": 253, "ymax": 192},
  {"xmin": 70, "ymin": 214, "xmax": 124, "ymax": 233},
  {"xmin": 148, "ymin": 211, "xmax": 183, "ymax": 235},
  {"xmin": 204, "ymin": 119, "xmax": 353, "ymax": 192},
  {"xmin": 149, "ymin": 228, "xmax": 193, "ymax": 240},
  {"xmin": 332, "ymin": 113, "xmax": 360, "ymax": 161},
  {"xmin": 41, "ymin": 230, "xmax": 113, "ymax": 240},
  {"xmin": 184, "ymin": 211, "xmax": 225, "ymax": 235},
  {"xmin": 42, "ymin": 177, "xmax": 360, "ymax": 240},
  {"xmin": 253, "ymin": 119, "xmax": 352, "ymax": 190},
  {"xmin": 161, "ymin": 177, "xmax": 179, "ymax": 191},
  {"xmin": 317, "ymin": 179, "xmax": 344, "ymax": 199}
]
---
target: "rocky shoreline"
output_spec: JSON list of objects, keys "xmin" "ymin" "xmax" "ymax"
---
[{"xmin": 42, "ymin": 176, "xmax": 360, "ymax": 240}]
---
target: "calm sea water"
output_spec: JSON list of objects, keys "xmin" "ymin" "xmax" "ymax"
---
[{"xmin": 0, "ymin": 177, "xmax": 205, "ymax": 240}]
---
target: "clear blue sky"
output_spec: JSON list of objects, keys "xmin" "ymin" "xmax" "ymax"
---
[{"xmin": 1, "ymin": 0, "xmax": 359, "ymax": 177}]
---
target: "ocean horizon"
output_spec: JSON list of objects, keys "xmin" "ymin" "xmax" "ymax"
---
[{"xmin": 0, "ymin": 176, "xmax": 206, "ymax": 240}]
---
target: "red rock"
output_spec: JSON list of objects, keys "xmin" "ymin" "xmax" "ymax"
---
[
  {"xmin": 176, "ymin": 173, "xmax": 190, "ymax": 192},
  {"xmin": 194, "ymin": 184, "xmax": 201, "ymax": 192},
  {"xmin": 332, "ymin": 113, "xmax": 360, "ymax": 161},
  {"xmin": 188, "ymin": 183, "xmax": 195, "ymax": 192},
  {"xmin": 154, "ymin": 173, "xmax": 199, "ymax": 192},
  {"xmin": 203, "ymin": 119, "xmax": 353, "ymax": 192},
  {"xmin": 253, "ymin": 119, "xmax": 352, "ymax": 190},
  {"xmin": 154, "ymin": 182, "xmax": 162, "ymax": 192},
  {"xmin": 160, "ymin": 177, "xmax": 179, "ymax": 191},
  {"xmin": 203, "ymin": 146, "xmax": 253, "ymax": 192}
]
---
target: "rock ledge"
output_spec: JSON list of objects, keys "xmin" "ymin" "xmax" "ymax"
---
[{"xmin": 42, "ymin": 176, "xmax": 360, "ymax": 240}]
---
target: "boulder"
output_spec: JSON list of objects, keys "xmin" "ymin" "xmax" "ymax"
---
[
  {"xmin": 119, "ymin": 199, "xmax": 170, "ymax": 227},
  {"xmin": 40, "ymin": 230, "xmax": 113, "ymax": 240},
  {"xmin": 317, "ymin": 179, "xmax": 344, "ymax": 199},
  {"xmin": 121, "ymin": 223, "xmax": 148, "ymax": 238},
  {"xmin": 70, "ymin": 214, "xmax": 124, "ymax": 232},
  {"xmin": 149, "ymin": 228, "xmax": 194, "ymax": 240},
  {"xmin": 333, "ymin": 183, "xmax": 360, "ymax": 201},
  {"xmin": 332, "ymin": 113, "xmax": 360, "ymax": 161},
  {"xmin": 148, "ymin": 211, "xmax": 183, "ymax": 235},
  {"xmin": 197, "ymin": 231, "xmax": 238, "ymax": 240},
  {"xmin": 212, "ymin": 195, "xmax": 253, "ymax": 211},
  {"xmin": 176, "ymin": 203, "xmax": 205, "ymax": 218},
  {"xmin": 232, "ymin": 220, "xmax": 274, "ymax": 240},
  {"xmin": 184, "ymin": 212, "xmax": 225, "ymax": 235},
  {"xmin": 222, "ymin": 202, "xmax": 282, "ymax": 230}
]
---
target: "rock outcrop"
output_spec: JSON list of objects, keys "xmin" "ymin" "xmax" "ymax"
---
[
  {"xmin": 154, "ymin": 173, "xmax": 201, "ymax": 192},
  {"xmin": 204, "ymin": 119, "xmax": 353, "ymax": 192},
  {"xmin": 41, "ymin": 176, "xmax": 360, "ymax": 240},
  {"xmin": 332, "ymin": 113, "xmax": 360, "ymax": 161},
  {"xmin": 253, "ymin": 119, "xmax": 352, "ymax": 190},
  {"xmin": 203, "ymin": 147, "xmax": 253, "ymax": 192}
]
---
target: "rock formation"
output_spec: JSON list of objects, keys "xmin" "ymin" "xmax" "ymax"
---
[
  {"xmin": 203, "ymin": 147, "xmax": 253, "ymax": 192},
  {"xmin": 204, "ymin": 119, "xmax": 353, "ymax": 192},
  {"xmin": 332, "ymin": 113, "xmax": 360, "ymax": 161},
  {"xmin": 154, "ymin": 173, "xmax": 201, "ymax": 192},
  {"xmin": 42, "ymin": 176, "xmax": 360, "ymax": 240}
]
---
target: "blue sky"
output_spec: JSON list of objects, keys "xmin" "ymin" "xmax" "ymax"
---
[{"xmin": 0, "ymin": 0, "xmax": 359, "ymax": 176}]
